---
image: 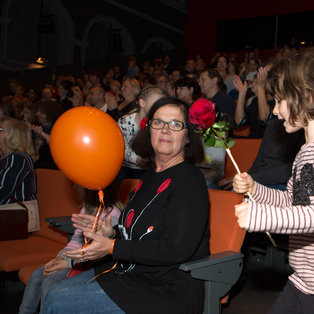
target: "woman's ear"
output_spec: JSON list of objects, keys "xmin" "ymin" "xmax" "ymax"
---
[{"xmin": 138, "ymin": 98, "xmax": 146, "ymax": 109}]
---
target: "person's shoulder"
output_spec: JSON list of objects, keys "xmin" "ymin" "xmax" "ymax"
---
[
  {"xmin": 294, "ymin": 141, "xmax": 314, "ymax": 167},
  {"xmin": 214, "ymin": 90, "xmax": 235, "ymax": 103},
  {"xmin": 12, "ymin": 152, "xmax": 33, "ymax": 167},
  {"xmin": 14, "ymin": 151, "xmax": 31, "ymax": 159},
  {"xmin": 177, "ymin": 162, "xmax": 207, "ymax": 186}
]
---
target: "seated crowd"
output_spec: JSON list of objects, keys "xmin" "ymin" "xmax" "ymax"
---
[
  {"xmin": 0, "ymin": 45, "xmax": 302, "ymax": 187},
  {"xmin": 0, "ymin": 44, "xmax": 312, "ymax": 314}
]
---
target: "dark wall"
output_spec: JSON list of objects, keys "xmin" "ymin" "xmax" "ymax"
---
[{"xmin": 185, "ymin": 0, "xmax": 314, "ymax": 60}]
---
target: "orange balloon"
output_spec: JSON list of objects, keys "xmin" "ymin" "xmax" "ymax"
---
[{"xmin": 50, "ymin": 107, "xmax": 125, "ymax": 190}]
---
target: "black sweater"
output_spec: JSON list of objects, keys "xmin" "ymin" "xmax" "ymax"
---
[{"xmin": 95, "ymin": 162, "xmax": 209, "ymax": 314}]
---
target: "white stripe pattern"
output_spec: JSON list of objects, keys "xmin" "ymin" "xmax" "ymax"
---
[{"xmin": 246, "ymin": 141, "xmax": 314, "ymax": 294}]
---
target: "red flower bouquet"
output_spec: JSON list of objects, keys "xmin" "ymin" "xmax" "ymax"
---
[{"xmin": 189, "ymin": 98, "xmax": 234, "ymax": 148}]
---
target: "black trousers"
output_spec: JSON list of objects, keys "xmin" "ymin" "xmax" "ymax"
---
[{"xmin": 269, "ymin": 281, "xmax": 314, "ymax": 314}]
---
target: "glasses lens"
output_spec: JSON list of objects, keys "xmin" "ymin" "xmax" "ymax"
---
[
  {"xmin": 150, "ymin": 119, "xmax": 164, "ymax": 129},
  {"xmin": 168, "ymin": 120, "xmax": 184, "ymax": 131},
  {"xmin": 149, "ymin": 119, "xmax": 185, "ymax": 131}
]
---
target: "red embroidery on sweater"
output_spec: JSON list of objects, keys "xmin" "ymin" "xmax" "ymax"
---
[
  {"xmin": 126, "ymin": 210, "xmax": 134, "ymax": 228},
  {"xmin": 134, "ymin": 181, "xmax": 143, "ymax": 193},
  {"xmin": 157, "ymin": 179, "xmax": 171, "ymax": 194}
]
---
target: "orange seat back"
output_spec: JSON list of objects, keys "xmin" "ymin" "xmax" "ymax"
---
[
  {"xmin": 224, "ymin": 138, "xmax": 262, "ymax": 178},
  {"xmin": 208, "ymin": 189, "xmax": 245, "ymax": 254},
  {"xmin": 233, "ymin": 125, "xmax": 251, "ymax": 137},
  {"xmin": 34, "ymin": 169, "xmax": 81, "ymax": 244}
]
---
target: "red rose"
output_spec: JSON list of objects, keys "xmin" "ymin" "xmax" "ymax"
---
[
  {"xmin": 140, "ymin": 117, "xmax": 148, "ymax": 131},
  {"xmin": 189, "ymin": 98, "xmax": 216, "ymax": 129}
]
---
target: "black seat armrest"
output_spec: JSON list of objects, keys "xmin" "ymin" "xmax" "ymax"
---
[{"xmin": 45, "ymin": 216, "xmax": 75, "ymax": 235}]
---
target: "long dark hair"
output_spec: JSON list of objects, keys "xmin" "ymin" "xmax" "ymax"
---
[
  {"xmin": 83, "ymin": 179, "xmax": 121, "ymax": 215},
  {"xmin": 131, "ymin": 96, "xmax": 204, "ymax": 168}
]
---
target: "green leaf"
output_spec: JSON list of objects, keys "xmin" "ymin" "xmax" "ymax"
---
[
  {"xmin": 213, "ymin": 139, "xmax": 225, "ymax": 148},
  {"xmin": 212, "ymin": 121, "xmax": 231, "ymax": 129},
  {"xmin": 215, "ymin": 130, "xmax": 227, "ymax": 139},
  {"xmin": 226, "ymin": 138, "xmax": 235, "ymax": 148},
  {"xmin": 204, "ymin": 136, "xmax": 216, "ymax": 147}
]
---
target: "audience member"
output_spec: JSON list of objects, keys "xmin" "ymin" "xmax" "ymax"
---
[
  {"xmin": 198, "ymin": 69, "xmax": 236, "ymax": 120},
  {"xmin": 0, "ymin": 102, "xmax": 15, "ymax": 118},
  {"xmin": 233, "ymin": 66, "xmax": 274, "ymax": 138},
  {"xmin": 124, "ymin": 56, "xmax": 139, "ymax": 78},
  {"xmin": 174, "ymin": 76, "xmax": 200, "ymax": 105},
  {"xmin": 41, "ymin": 96, "xmax": 209, "ymax": 314},
  {"xmin": 117, "ymin": 85, "xmax": 166, "ymax": 183},
  {"xmin": 105, "ymin": 78, "xmax": 140, "ymax": 120},
  {"xmin": 224, "ymin": 60, "xmax": 240, "ymax": 97},
  {"xmin": 56, "ymin": 79, "xmax": 73, "ymax": 112},
  {"xmin": 29, "ymin": 101, "xmax": 63, "ymax": 169},
  {"xmin": 185, "ymin": 59, "xmax": 197, "ymax": 76},
  {"xmin": 89, "ymin": 71, "xmax": 102, "ymax": 88},
  {"xmin": 86, "ymin": 87, "xmax": 108, "ymax": 112},
  {"xmin": 218, "ymin": 118, "xmax": 305, "ymax": 191},
  {"xmin": 0, "ymin": 117, "xmax": 37, "ymax": 204},
  {"xmin": 216, "ymin": 55, "xmax": 229, "ymax": 82},
  {"xmin": 18, "ymin": 183, "xmax": 121, "ymax": 314}
]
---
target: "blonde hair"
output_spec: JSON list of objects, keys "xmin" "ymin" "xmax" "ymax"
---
[
  {"xmin": 138, "ymin": 85, "xmax": 166, "ymax": 102},
  {"xmin": 2, "ymin": 117, "xmax": 38, "ymax": 162},
  {"xmin": 125, "ymin": 78, "xmax": 141, "ymax": 96},
  {"xmin": 268, "ymin": 48, "xmax": 314, "ymax": 126}
]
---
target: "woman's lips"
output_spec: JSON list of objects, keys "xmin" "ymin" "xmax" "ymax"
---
[{"xmin": 159, "ymin": 139, "xmax": 171, "ymax": 143}]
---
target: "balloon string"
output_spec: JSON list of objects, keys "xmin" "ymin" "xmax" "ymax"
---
[
  {"xmin": 86, "ymin": 262, "xmax": 118, "ymax": 284},
  {"xmin": 83, "ymin": 190, "xmax": 105, "ymax": 247}
]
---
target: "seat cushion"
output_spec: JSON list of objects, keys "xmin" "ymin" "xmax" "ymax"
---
[
  {"xmin": 0, "ymin": 234, "xmax": 64, "ymax": 272},
  {"xmin": 18, "ymin": 263, "xmax": 43, "ymax": 285}
]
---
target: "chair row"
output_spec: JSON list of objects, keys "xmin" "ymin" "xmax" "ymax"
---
[{"xmin": 0, "ymin": 169, "xmax": 82, "ymax": 273}]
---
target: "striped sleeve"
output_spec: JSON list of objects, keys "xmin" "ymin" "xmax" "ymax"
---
[
  {"xmin": 246, "ymin": 201, "xmax": 314, "ymax": 234},
  {"xmin": 0, "ymin": 153, "xmax": 25, "ymax": 203},
  {"xmin": 246, "ymin": 141, "xmax": 314, "ymax": 234}
]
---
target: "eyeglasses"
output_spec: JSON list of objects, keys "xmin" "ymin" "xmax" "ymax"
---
[{"xmin": 149, "ymin": 119, "xmax": 187, "ymax": 132}]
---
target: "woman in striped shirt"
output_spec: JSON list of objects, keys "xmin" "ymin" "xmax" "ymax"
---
[
  {"xmin": 233, "ymin": 49, "xmax": 314, "ymax": 313},
  {"xmin": 0, "ymin": 117, "xmax": 37, "ymax": 205}
]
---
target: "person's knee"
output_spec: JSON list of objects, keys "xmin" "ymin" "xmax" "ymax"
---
[{"xmin": 41, "ymin": 286, "xmax": 62, "ymax": 313}]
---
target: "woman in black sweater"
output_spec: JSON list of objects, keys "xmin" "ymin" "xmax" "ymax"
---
[{"xmin": 41, "ymin": 97, "xmax": 209, "ymax": 314}]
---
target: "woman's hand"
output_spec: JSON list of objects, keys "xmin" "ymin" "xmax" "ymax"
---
[
  {"xmin": 72, "ymin": 213, "xmax": 115, "ymax": 238},
  {"xmin": 166, "ymin": 82, "xmax": 175, "ymax": 97},
  {"xmin": 235, "ymin": 202, "xmax": 249, "ymax": 228},
  {"xmin": 43, "ymin": 256, "xmax": 67, "ymax": 276},
  {"xmin": 63, "ymin": 232, "xmax": 113, "ymax": 261},
  {"xmin": 105, "ymin": 92, "xmax": 118, "ymax": 110},
  {"xmin": 233, "ymin": 75, "xmax": 248, "ymax": 94},
  {"xmin": 233, "ymin": 172, "xmax": 256, "ymax": 195},
  {"xmin": 256, "ymin": 67, "xmax": 268, "ymax": 88}
]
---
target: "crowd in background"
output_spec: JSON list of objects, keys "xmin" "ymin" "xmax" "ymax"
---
[{"xmin": 0, "ymin": 44, "xmax": 308, "ymax": 181}]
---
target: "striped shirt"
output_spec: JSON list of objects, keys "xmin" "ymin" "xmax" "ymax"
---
[
  {"xmin": 0, "ymin": 151, "xmax": 36, "ymax": 204},
  {"xmin": 246, "ymin": 141, "xmax": 314, "ymax": 295}
]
